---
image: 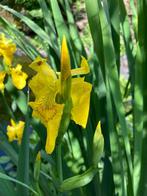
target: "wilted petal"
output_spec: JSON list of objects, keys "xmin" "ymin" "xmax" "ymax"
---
[
  {"xmin": 71, "ymin": 78, "xmax": 92, "ymax": 128},
  {"xmin": 11, "ymin": 64, "xmax": 28, "ymax": 89}
]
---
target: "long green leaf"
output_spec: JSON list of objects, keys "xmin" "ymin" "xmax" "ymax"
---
[
  {"xmin": 16, "ymin": 97, "xmax": 30, "ymax": 196},
  {"xmin": 136, "ymin": 0, "xmax": 147, "ymax": 195},
  {"xmin": 0, "ymin": 172, "xmax": 38, "ymax": 195},
  {"xmin": 0, "ymin": 131, "xmax": 18, "ymax": 165}
]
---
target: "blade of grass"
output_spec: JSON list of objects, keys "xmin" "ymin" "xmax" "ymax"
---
[
  {"xmin": 106, "ymin": 77, "xmax": 127, "ymax": 196},
  {"xmin": 64, "ymin": 0, "xmax": 86, "ymax": 57},
  {"xmin": 99, "ymin": 1, "xmax": 133, "ymax": 192},
  {"xmin": 0, "ymin": 131, "xmax": 18, "ymax": 165},
  {"xmin": 49, "ymin": 0, "xmax": 69, "ymax": 39},
  {"xmin": 0, "ymin": 172, "xmax": 38, "ymax": 195},
  {"xmin": 37, "ymin": 0, "xmax": 58, "ymax": 50},
  {"xmin": 49, "ymin": 0, "xmax": 78, "ymax": 68},
  {"xmin": 0, "ymin": 167, "xmax": 16, "ymax": 196},
  {"xmin": 136, "ymin": 0, "xmax": 147, "ymax": 195},
  {"xmin": 85, "ymin": 0, "xmax": 105, "ymax": 78}
]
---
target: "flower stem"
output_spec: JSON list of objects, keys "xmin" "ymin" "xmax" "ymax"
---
[
  {"xmin": 0, "ymin": 92, "xmax": 16, "ymax": 120},
  {"xmin": 56, "ymin": 143, "xmax": 63, "ymax": 183}
]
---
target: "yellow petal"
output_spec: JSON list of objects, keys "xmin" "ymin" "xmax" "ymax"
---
[
  {"xmin": 29, "ymin": 99, "xmax": 64, "ymax": 154},
  {"xmin": 0, "ymin": 33, "xmax": 16, "ymax": 66},
  {"xmin": 16, "ymin": 121, "xmax": 25, "ymax": 144},
  {"xmin": 71, "ymin": 56, "xmax": 90, "ymax": 76},
  {"xmin": 71, "ymin": 78, "xmax": 92, "ymax": 128},
  {"xmin": 7, "ymin": 125, "xmax": 16, "ymax": 142},
  {"xmin": 61, "ymin": 36, "xmax": 71, "ymax": 82},
  {"xmin": 11, "ymin": 64, "xmax": 28, "ymax": 89},
  {"xmin": 0, "ymin": 71, "xmax": 6, "ymax": 91},
  {"xmin": 45, "ymin": 105, "xmax": 64, "ymax": 154},
  {"xmin": 7, "ymin": 120, "xmax": 24, "ymax": 143},
  {"xmin": 10, "ymin": 119, "xmax": 16, "ymax": 126},
  {"xmin": 29, "ymin": 56, "xmax": 56, "ymax": 78},
  {"xmin": 29, "ymin": 68, "xmax": 57, "ymax": 100}
]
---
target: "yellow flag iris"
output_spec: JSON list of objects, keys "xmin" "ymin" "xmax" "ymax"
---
[
  {"xmin": 0, "ymin": 33, "xmax": 28, "ymax": 90},
  {"xmin": 7, "ymin": 119, "xmax": 25, "ymax": 144},
  {"xmin": 29, "ymin": 37, "xmax": 92, "ymax": 154}
]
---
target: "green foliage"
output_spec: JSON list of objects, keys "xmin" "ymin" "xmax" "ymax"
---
[{"xmin": 0, "ymin": 0, "xmax": 147, "ymax": 196}]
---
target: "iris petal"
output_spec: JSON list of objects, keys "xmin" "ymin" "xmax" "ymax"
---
[
  {"xmin": 11, "ymin": 64, "xmax": 28, "ymax": 89},
  {"xmin": 71, "ymin": 78, "xmax": 92, "ymax": 128}
]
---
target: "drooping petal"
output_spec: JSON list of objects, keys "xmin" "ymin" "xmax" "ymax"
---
[
  {"xmin": 11, "ymin": 64, "xmax": 28, "ymax": 89},
  {"xmin": 61, "ymin": 36, "xmax": 71, "ymax": 82},
  {"xmin": 0, "ymin": 71, "xmax": 6, "ymax": 91},
  {"xmin": 45, "ymin": 105, "xmax": 64, "ymax": 154},
  {"xmin": 29, "ymin": 99, "xmax": 64, "ymax": 154},
  {"xmin": 0, "ymin": 33, "xmax": 16, "ymax": 66},
  {"xmin": 71, "ymin": 78, "xmax": 92, "ymax": 128},
  {"xmin": 71, "ymin": 56, "xmax": 90, "ymax": 76}
]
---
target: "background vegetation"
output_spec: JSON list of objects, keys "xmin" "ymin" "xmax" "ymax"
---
[{"xmin": 0, "ymin": 0, "xmax": 147, "ymax": 196}]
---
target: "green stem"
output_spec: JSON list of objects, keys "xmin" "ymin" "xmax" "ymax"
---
[
  {"xmin": 56, "ymin": 144, "xmax": 63, "ymax": 183},
  {"xmin": 34, "ymin": 182, "xmax": 43, "ymax": 196},
  {"xmin": 0, "ymin": 92, "xmax": 16, "ymax": 120}
]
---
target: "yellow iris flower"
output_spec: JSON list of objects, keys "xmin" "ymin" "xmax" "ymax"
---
[
  {"xmin": 0, "ymin": 33, "xmax": 16, "ymax": 66},
  {"xmin": 7, "ymin": 119, "xmax": 25, "ymax": 144},
  {"xmin": 29, "ymin": 37, "xmax": 92, "ymax": 154},
  {"xmin": 0, "ymin": 33, "xmax": 28, "ymax": 90}
]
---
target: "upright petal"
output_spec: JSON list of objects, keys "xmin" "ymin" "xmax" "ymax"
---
[
  {"xmin": 61, "ymin": 36, "xmax": 71, "ymax": 82},
  {"xmin": 71, "ymin": 78, "xmax": 92, "ymax": 128},
  {"xmin": 29, "ymin": 56, "xmax": 56, "ymax": 79},
  {"xmin": 71, "ymin": 56, "xmax": 90, "ymax": 76},
  {"xmin": 11, "ymin": 64, "xmax": 28, "ymax": 89}
]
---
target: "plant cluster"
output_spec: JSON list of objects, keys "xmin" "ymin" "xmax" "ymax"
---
[{"xmin": 0, "ymin": 0, "xmax": 147, "ymax": 196}]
